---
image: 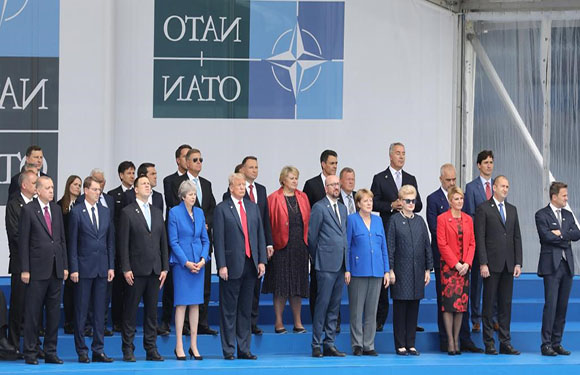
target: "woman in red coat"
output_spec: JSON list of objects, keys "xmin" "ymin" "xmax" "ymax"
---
[
  {"xmin": 436, "ymin": 186, "xmax": 475, "ymax": 355},
  {"xmin": 262, "ymin": 166, "xmax": 311, "ymax": 334}
]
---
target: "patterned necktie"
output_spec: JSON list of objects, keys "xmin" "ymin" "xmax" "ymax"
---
[
  {"xmin": 485, "ymin": 182, "xmax": 492, "ymax": 200},
  {"xmin": 347, "ymin": 195, "xmax": 355, "ymax": 215},
  {"xmin": 248, "ymin": 184, "xmax": 256, "ymax": 203},
  {"xmin": 43, "ymin": 206, "xmax": 52, "ymax": 236},
  {"xmin": 556, "ymin": 209, "xmax": 562, "ymax": 226},
  {"xmin": 143, "ymin": 203, "xmax": 151, "ymax": 231},
  {"xmin": 498, "ymin": 202, "xmax": 506, "ymax": 224},
  {"xmin": 91, "ymin": 206, "xmax": 99, "ymax": 232},
  {"xmin": 333, "ymin": 203, "xmax": 341, "ymax": 224},
  {"xmin": 238, "ymin": 200, "xmax": 251, "ymax": 258}
]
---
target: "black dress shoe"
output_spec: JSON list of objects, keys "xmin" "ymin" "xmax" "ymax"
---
[
  {"xmin": 25, "ymin": 357, "xmax": 39, "ymax": 365},
  {"xmin": 157, "ymin": 321, "xmax": 170, "ymax": 336},
  {"xmin": 123, "ymin": 352, "xmax": 136, "ymax": 362},
  {"xmin": 499, "ymin": 344, "xmax": 520, "ymax": 355},
  {"xmin": 238, "ymin": 352, "xmax": 257, "ymax": 360},
  {"xmin": 93, "ymin": 352, "xmax": 114, "ymax": 362},
  {"xmin": 45, "ymin": 355, "xmax": 64, "ymax": 364},
  {"xmin": 408, "ymin": 348, "xmax": 420, "ymax": 356},
  {"xmin": 376, "ymin": 324, "xmax": 384, "ymax": 332},
  {"xmin": 353, "ymin": 346, "xmax": 363, "ymax": 356},
  {"xmin": 416, "ymin": 326, "xmax": 425, "ymax": 332},
  {"xmin": 541, "ymin": 345, "xmax": 557, "ymax": 356},
  {"xmin": 395, "ymin": 348, "xmax": 409, "ymax": 356},
  {"xmin": 552, "ymin": 345, "xmax": 571, "ymax": 355},
  {"xmin": 104, "ymin": 328, "xmax": 114, "ymax": 337},
  {"xmin": 485, "ymin": 345, "xmax": 498, "ymax": 355},
  {"xmin": 312, "ymin": 348, "xmax": 323, "ymax": 358},
  {"xmin": 323, "ymin": 346, "xmax": 346, "ymax": 357},
  {"xmin": 78, "ymin": 354, "xmax": 90, "ymax": 363},
  {"xmin": 0, "ymin": 337, "xmax": 16, "ymax": 353},
  {"xmin": 198, "ymin": 326, "xmax": 218, "ymax": 335},
  {"xmin": 461, "ymin": 341, "xmax": 484, "ymax": 353},
  {"xmin": 252, "ymin": 325, "xmax": 263, "ymax": 335},
  {"xmin": 363, "ymin": 349, "xmax": 378, "ymax": 356},
  {"xmin": 64, "ymin": 322, "xmax": 74, "ymax": 334},
  {"xmin": 146, "ymin": 351, "xmax": 164, "ymax": 361},
  {"xmin": 224, "ymin": 354, "xmax": 235, "ymax": 360}
]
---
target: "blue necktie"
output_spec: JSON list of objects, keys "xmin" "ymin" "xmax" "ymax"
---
[
  {"xmin": 193, "ymin": 177, "xmax": 202, "ymax": 205},
  {"xmin": 499, "ymin": 202, "xmax": 506, "ymax": 224},
  {"xmin": 91, "ymin": 206, "xmax": 98, "ymax": 232},
  {"xmin": 143, "ymin": 203, "xmax": 151, "ymax": 230}
]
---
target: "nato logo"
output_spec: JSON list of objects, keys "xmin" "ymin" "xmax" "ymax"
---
[{"xmin": 249, "ymin": 1, "xmax": 344, "ymax": 119}]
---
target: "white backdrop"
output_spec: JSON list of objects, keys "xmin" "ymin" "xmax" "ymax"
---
[{"xmin": 0, "ymin": 0, "xmax": 457, "ymax": 275}]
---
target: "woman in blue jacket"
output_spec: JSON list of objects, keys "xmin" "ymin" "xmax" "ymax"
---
[
  {"xmin": 168, "ymin": 180, "xmax": 209, "ymax": 360},
  {"xmin": 345, "ymin": 188, "xmax": 390, "ymax": 356}
]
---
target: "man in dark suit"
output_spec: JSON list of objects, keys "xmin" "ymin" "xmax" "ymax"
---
[
  {"xmin": 19, "ymin": 176, "xmax": 68, "ymax": 365},
  {"xmin": 8, "ymin": 145, "xmax": 45, "ymax": 197},
  {"xmin": 338, "ymin": 167, "xmax": 356, "ymax": 214},
  {"xmin": 427, "ymin": 164, "xmax": 483, "ymax": 353},
  {"xmin": 119, "ymin": 175, "xmax": 168, "ymax": 362},
  {"xmin": 0, "ymin": 291, "xmax": 18, "ymax": 359},
  {"xmin": 122, "ymin": 163, "xmax": 164, "ymax": 213},
  {"xmin": 163, "ymin": 144, "xmax": 191, "ymax": 217},
  {"xmin": 68, "ymin": 176, "xmax": 115, "ymax": 363},
  {"xmin": 303, "ymin": 149, "xmax": 338, "ymax": 320},
  {"xmin": 166, "ymin": 148, "xmax": 217, "ymax": 336},
  {"xmin": 223, "ymin": 156, "xmax": 273, "ymax": 335},
  {"xmin": 308, "ymin": 175, "xmax": 348, "ymax": 358},
  {"xmin": 5, "ymin": 170, "xmax": 37, "ymax": 355},
  {"xmin": 214, "ymin": 173, "xmax": 266, "ymax": 360},
  {"xmin": 536, "ymin": 182, "xmax": 580, "ymax": 356},
  {"xmin": 463, "ymin": 149, "xmax": 494, "ymax": 333},
  {"xmin": 107, "ymin": 160, "xmax": 135, "ymax": 332},
  {"xmin": 475, "ymin": 175, "xmax": 522, "ymax": 355},
  {"xmin": 370, "ymin": 142, "xmax": 422, "ymax": 331}
]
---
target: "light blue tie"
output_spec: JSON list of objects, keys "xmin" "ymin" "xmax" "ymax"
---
[
  {"xmin": 143, "ymin": 203, "xmax": 151, "ymax": 230},
  {"xmin": 193, "ymin": 177, "xmax": 202, "ymax": 205},
  {"xmin": 499, "ymin": 202, "xmax": 506, "ymax": 224}
]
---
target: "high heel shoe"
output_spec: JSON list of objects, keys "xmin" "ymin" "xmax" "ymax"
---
[
  {"xmin": 174, "ymin": 349, "xmax": 186, "ymax": 361},
  {"xmin": 189, "ymin": 348, "xmax": 203, "ymax": 360}
]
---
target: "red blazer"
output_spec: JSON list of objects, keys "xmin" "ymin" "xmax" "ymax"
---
[
  {"xmin": 268, "ymin": 188, "xmax": 310, "ymax": 250},
  {"xmin": 436, "ymin": 210, "xmax": 475, "ymax": 268}
]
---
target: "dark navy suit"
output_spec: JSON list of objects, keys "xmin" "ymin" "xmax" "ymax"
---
[
  {"xmin": 308, "ymin": 197, "xmax": 348, "ymax": 351},
  {"xmin": 535, "ymin": 205, "xmax": 580, "ymax": 347},
  {"xmin": 213, "ymin": 197, "xmax": 266, "ymax": 357},
  {"xmin": 68, "ymin": 202, "xmax": 115, "ymax": 356},
  {"xmin": 463, "ymin": 176, "xmax": 493, "ymax": 327}
]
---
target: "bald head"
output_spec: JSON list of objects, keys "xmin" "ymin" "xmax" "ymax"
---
[{"xmin": 439, "ymin": 163, "xmax": 456, "ymax": 191}]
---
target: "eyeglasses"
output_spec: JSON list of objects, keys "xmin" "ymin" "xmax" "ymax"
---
[
  {"xmin": 403, "ymin": 199, "xmax": 416, "ymax": 204},
  {"xmin": 192, "ymin": 158, "xmax": 203, "ymax": 163}
]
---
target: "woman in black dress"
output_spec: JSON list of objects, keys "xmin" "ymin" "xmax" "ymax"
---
[{"xmin": 262, "ymin": 166, "xmax": 311, "ymax": 333}]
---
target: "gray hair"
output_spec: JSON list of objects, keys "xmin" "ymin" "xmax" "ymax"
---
[
  {"xmin": 90, "ymin": 168, "xmax": 104, "ymax": 177},
  {"xmin": 178, "ymin": 180, "xmax": 197, "ymax": 199},
  {"xmin": 440, "ymin": 163, "xmax": 455, "ymax": 176},
  {"xmin": 389, "ymin": 142, "xmax": 405, "ymax": 155}
]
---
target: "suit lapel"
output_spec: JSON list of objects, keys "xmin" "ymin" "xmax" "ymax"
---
[
  {"xmin": 34, "ymin": 201, "xmax": 52, "ymax": 237},
  {"xmin": 488, "ymin": 200, "xmax": 505, "ymax": 228},
  {"xmin": 82, "ymin": 205, "xmax": 98, "ymax": 236},
  {"xmin": 228, "ymin": 201, "xmax": 244, "ymax": 232},
  {"xmin": 384, "ymin": 169, "xmax": 398, "ymax": 193},
  {"xmin": 325, "ymin": 200, "xmax": 341, "ymax": 229},
  {"xmin": 133, "ymin": 203, "xmax": 151, "ymax": 233}
]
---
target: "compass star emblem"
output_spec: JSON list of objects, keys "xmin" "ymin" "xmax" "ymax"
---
[
  {"xmin": 0, "ymin": 0, "xmax": 29, "ymax": 30},
  {"xmin": 267, "ymin": 22, "xmax": 327, "ymax": 98}
]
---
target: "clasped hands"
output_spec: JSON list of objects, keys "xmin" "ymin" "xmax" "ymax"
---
[
  {"xmin": 455, "ymin": 262, "xmax": 469, "ymax": 276},
  {"xmin": 185, "ymin": 258, "xmax": 206, "ymax": 274}
]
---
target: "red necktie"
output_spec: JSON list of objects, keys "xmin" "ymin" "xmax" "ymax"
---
[
  {"xmin": 43, "ymin": 206, "xmax": 53, "ymax": 236},
  {"xmin": 485, "ymin": 182, "xmax": 492, "ymax": 200},
  {"xmin": 248, "ymin": 184, "xmax": 256, "ymax": 203},
  {"xmin": 238, "ymin": 201, "xmax": 251, "ymax": 258}
]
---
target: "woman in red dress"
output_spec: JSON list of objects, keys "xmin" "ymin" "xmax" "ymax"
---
[{"xmin": 436, "ymin": 186, "xmax": 475, "ymax": 355}]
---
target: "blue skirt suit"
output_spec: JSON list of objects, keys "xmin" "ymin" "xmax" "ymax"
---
[{"xmin": 168, "ymin": 202, "xmax": 210, "ymax": 306}]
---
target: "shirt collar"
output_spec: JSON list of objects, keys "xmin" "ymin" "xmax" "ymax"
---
[
  {"xmin": 20, "ymin": 192, "xmax": 33, "ymax": 204},
  {"xmin": 480, "ymin": 175, "xmax": 492, "ymax": 186},
  {"xmin": 136, "ymin": 197, "xmax": 148, "ymax": 208},
  {"xmin": 549, "ymin": 203, "xmax": 562, "ymax": 215},
  {"xmin": 440, "ymin": 186, "xmax": 448, "ymax": 199},
  {"xmin": 389, "ymin": 165, "xmax": 402, "ymax": 176},
  {"xmin": 327, "ymin": 195, "xmax": 338, "ymax": 205},
  {"xmin": 493, "ymin": 196, "xmax": 503, "ymax": 207},
  {"xmin": 84, "ymin": 199, "xmax": 97, "ymax": 212}
]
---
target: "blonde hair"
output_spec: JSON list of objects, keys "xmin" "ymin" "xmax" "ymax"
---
[
  {"xmin": 447, "ymin": 186, "xmax": 464, "ymax": 201},
  {"xmin": 398, "ymin": 184, "xmax": 417, "ymax": 199},
  {"xmin": 279, "ymin": 166, "xmax": 299, "ymax": 186},
  {"xmin": 354, "ymin": 188, "xmax": 373, "ymax": 205}
]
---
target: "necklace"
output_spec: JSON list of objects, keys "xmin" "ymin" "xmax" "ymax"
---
[{"xmin": 285, "ymin": 195, "xmax": 298, "ymax": 214}]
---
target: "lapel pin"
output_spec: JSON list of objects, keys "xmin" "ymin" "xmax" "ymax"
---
[{"xmin": 82, "ymin": 209, "xmax": 86, "ymax": 213}]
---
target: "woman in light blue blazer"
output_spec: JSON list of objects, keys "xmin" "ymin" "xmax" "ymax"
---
[
  {"xmin": 168, "ymin": 180, "xmax": 209, "ymax": 360},
  {"xmin": 345, "ymin": 188, "xmax": 389, "ymax": 356}
]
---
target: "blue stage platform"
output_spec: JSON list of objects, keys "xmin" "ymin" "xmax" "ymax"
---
[{"xmin": 1, "ymin": 274, "xmax": 579, "ymax": 374}]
